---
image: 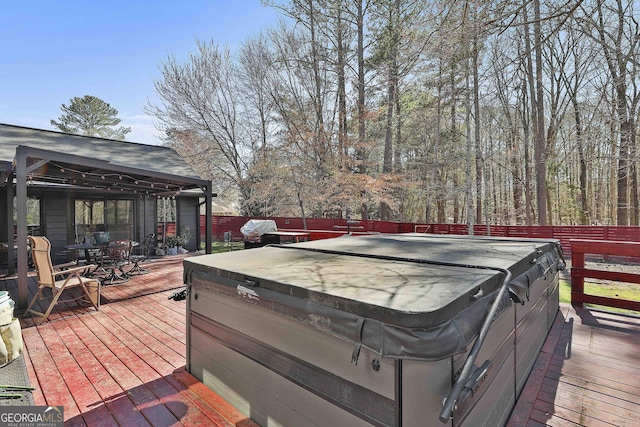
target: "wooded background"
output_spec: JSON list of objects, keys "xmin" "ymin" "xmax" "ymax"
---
[{"xmin": 147, "ymin": 0, "xmax": 640, "ymax": 227}]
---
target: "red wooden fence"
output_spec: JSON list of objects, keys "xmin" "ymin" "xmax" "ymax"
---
[
  {"xmin": 199, "ymin": 216, "xmax": 640, "ymax": 256},
  {"xmin": 570, "ymin": 239, "xmax": 640, "ymax": 311}
]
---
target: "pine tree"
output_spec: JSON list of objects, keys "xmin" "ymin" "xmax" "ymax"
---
[{"xmin": 51, "ymin": 95, "xmax": 131, "ymax": 140}]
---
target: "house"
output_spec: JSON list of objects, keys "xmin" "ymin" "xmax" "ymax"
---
[{"xmin": 0, "ymin": 123, "xmax": 213, "ymax": 309}]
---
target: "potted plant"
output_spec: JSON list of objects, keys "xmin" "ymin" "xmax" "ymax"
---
[
  {"xmin": 176, "ymin": 226, "xmax": 190, "ymax": 254},
  {"xmin": 165, "ymin": 235, "xmax": 179, "ymax": 255},
  {"xmin": 165, "ymin": 226, "xmax": 190, "ymax": 256}
]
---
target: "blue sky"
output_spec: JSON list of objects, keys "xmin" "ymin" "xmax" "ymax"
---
[{"xmin": 0, "ymin": 0, "xmax": 279, "ymax": 145}]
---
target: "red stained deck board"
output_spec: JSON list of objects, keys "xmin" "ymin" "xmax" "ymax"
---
[
  {"xmin": 21, "ymin": 327, "xmax": 47, "ymax": 403},
  {"xmin": 546, "ymin": 370, "xmax": 640, "ymax": 406},
  {"xmin": 509, "ymin": 303, "xmax": 640, "ymax": 426},
  {"xmin": 76, "ymin": 404, "xmax": 116, "ymax": 427},
  {"xmin": 27, "ymin": 327, "xmax": 80, "ymax": 414},
  {"xmin": 171, "ymin": 368, "xmax": 258, "ymax": 427},
  {"xmin": 126, "ymin": 298, "xmax": 186, "ymax": 338},
  {"xmin": 105, "ymin": 391, "xmax": 153, "ymax": 427},
  {"xmin": 135, "ymin": 391, "xmax": 181, "ymax": 426},
  {"xmin": 548, "ymin": 349, "xmax": 640, "ymax": 393},
  {"xmin": 533, "ymin": 398, "xmax": 616, "ymax": 427},
  {"xmin": 90, "ymin": 305, "xmax": 181, "ymax": 375},
  {"xmin": 116, "ymin": 304, "xmax": 187, "ymax": 349},
  {"xmin": 144, "ymin": 377, "xmax": 211, "ymax": 424},
  {"xmin": 76, "ymin": 317, "xmax": 147, "ymax": 392},
  {"xmin": 538, "ymin": 381, "xmax": 640, "ymax": 425},
  {"xmin": 161, "ymin": 373, "xmax": 238, "ymax": 426}
]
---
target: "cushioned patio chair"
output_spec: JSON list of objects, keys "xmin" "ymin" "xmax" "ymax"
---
[{"xmin": 24, "ymin": 236, "xmax": 100, "ymax": 322}]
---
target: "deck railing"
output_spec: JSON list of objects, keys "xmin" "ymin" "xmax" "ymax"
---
[{"xmin": 570, "ymin": 239, "xmax": 640, "ymax": 311}]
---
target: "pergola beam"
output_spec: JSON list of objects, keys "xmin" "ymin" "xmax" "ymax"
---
[{"xmin": 12, "ymin": 144, "xmax": 213, "ymax": 310}]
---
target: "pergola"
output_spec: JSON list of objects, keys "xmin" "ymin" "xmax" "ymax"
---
[{"xmin": 1, "ymin": 124, "xmax": 213, "ymax": 309}]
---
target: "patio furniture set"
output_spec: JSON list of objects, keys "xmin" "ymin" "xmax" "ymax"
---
[{"xmin": 24, "ymin": 234, "xmax": 154, "ymax": 323}]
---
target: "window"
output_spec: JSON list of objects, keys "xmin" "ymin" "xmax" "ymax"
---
[
  {"xmin": 106, "ymin": 199, "xmax": 133, "ymax": 240},
  {"xmin": 157, "ymin": 197, "xmax": 176, "ymax": 242},
  {"xmin": 13, "ymin": 196, "xmax": 41, "ymax": 236},
  {"xmin": 75, "ymin": 198, "xmax": 134, "ymax": 241}
]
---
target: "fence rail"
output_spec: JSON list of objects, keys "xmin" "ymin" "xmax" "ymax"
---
[
  {"xmin": 570, "ymin": 239, "xmax": 640, "ymax": 311},
  {"xmin": 199, "ymin": 216, "xmax": 640, "ymax": 255}
]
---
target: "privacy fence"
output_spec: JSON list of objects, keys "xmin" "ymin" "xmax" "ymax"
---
[{"xmin": 196, "ymin": 215, "xmax": 640, "ymax": 257}]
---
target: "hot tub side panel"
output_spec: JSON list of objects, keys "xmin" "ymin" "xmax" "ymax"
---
[
  {"xmin": 514, "ymin": 269, "xmax": 560, "ymax": 395},
  {"xmin": 453, "ymin": 301, "xmax": 516, "ymax": 427},
  {"xmin": 189, "ymin": 280, "xmax": 399, "ymax": 427},
  {"xmin": 187, "ymin": 277, "xmax": 525, "ymax": 427}
]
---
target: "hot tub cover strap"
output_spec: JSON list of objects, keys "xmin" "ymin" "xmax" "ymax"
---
[
  {"xmin": 351, "ymin": 317, "xmax": 366, "ymax": 364},
  {"xmin": 508, "ymin": 251, "xmax": 558, "ymax": 304}
]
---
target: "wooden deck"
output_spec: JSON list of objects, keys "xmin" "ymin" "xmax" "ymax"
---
[
  {"xmin": 508, "ymin": 304, "xmax": 640, "ymax": 427},
  {"xmin": 3, "ymin": 255, "xmax": 257, "ymax": 427},
  {"xmin": 2, "ymin": 257, "xmax": 639, "ymax": 426}
]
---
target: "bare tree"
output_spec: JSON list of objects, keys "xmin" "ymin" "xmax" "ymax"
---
[
  {"xmin": 578, "ymin": 0, "xmax": 640, "ymax": 225},
  {"xmin": 148, "ymin": 41, "xmax": 257, "ymax": 214},
  {"xmin": 145, "ymin": 0, "xmax": 640, "ymax": 227}
]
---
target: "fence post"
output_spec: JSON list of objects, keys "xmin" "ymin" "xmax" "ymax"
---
[{"xmin": 570, "ymin": 242, "xmax": 584, "ymax": 308}]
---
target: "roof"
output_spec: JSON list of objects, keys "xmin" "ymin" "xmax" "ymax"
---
[
  {"xmin": 0, "ymin": 123, "xmax": 209, "ymax": 196},
  {"xmin": 0, "ymin": 123, "xmax": 199, "ymax": 177}
]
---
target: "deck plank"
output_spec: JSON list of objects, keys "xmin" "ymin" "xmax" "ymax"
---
[{"xmin": 509, "ymin": 303, "xmax": 640, "ymax": 427}]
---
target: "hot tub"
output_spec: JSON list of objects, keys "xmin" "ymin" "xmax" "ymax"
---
[{"xmin": 184, "ymin": 234, "xmax": 564, "ymax": 427}]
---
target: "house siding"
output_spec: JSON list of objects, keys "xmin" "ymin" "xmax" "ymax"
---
[{"xmin": 42, "ymin": 193, "xmax": 70, "ymax": 263}]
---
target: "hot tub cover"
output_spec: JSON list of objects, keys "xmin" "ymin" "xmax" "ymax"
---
[{"xmin": 184, "ymin": 234, "xmax": 564, "ymax": 360}]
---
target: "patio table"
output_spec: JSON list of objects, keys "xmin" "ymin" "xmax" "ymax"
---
[
  {"xmin": 65, "ymin": 241, "xmax": 139, "ymax": 278},
  {"xmin": 65, "ymin": 242, "xmax": 101, "ymax": 263}
]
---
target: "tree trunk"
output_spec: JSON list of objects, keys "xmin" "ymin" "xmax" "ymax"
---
[
  {"xmin": 465, "ymin": 55, "xmax": 474, "ymax": 235},
  {"xmin": 307, "ymin": 0, "xmax": 326, "ymax": 163},
  {"xmin": 573, "ymin": 97, "xmax": 589, "ymax": 225},
  {"xmin": 380, "ymin": 0, "xmax": 399, "ymax": 220},
  {"xmin": 532, "ymin": 0, "xmax": 547, "ymax": 225},
  {"xmin": 336, "ymin": 3, "xmax": 347, "ymax": 161},
  {"xmin": 356, "ymin": 0, "xmax": 368, "ymax": 219},
  {"xmin": 617, "ymin": 117, "xmax": 630, "ymax": 225}
]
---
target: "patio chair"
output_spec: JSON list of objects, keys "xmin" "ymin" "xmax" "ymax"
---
[
  {"xmin": 24, "ymin": 236, "xmax": 100, "ymax": 323},
  {"xmin": 100, "ymin": 240, "xmax": 132, "ymax": 285},
  {"xmin": 128, "ymin": 233, "xmax": 155, "ymax": 275}
]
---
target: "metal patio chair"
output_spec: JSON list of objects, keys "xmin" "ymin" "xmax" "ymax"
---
[
  {"xmin": 128, "ymin": 233, "xmax": 155, "ymax": 275},
  {"xmin": 100, "ymin": 240, "xmax": 132, "ymax": 285},
  {"xmin": 24, "ymin": 236, "xmax": 100, "ymax": 322}
]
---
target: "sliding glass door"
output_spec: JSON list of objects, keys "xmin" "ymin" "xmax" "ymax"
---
[
  {"xmin": 105, "ymin": 199, "xmax": 134, "ymax": 240},
  {"xmin": 75, "ymin": 198, "xmax": 134, "ymax": 242}
]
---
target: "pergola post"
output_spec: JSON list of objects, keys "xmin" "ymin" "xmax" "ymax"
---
[
  {"xmin": 15, "ymin": 147, "xmax": 29, "ymax": 309},
  {"xmin": 5, "ymin": 170, "xmax": 14, "ymax": 276},
  {"xmin": 205, "ymin": 182, "xmax": 213, "ymax": 255}
]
